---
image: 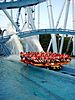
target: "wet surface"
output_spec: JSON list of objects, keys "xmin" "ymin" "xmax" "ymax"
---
[
  {"xmin": 60, "ymin": 59, "xmax": 75, "ymax": 76},
  {"xmin": 0, "ymin": 56, "xmax": 75, "ymax": 100}
]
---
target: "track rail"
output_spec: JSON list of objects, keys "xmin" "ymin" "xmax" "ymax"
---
[{"xmin": 0, "ymin": 0, "xmax": 46, "ymax": 9}]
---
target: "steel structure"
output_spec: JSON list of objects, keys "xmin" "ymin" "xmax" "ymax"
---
[
  {"xmin": 18, "ymin": 29, "xmax": 75, "ymax": 37},
  {"xmin": 0, "ymin": 0, "xmax": 75, "ymax": 55},
  {"xmin": 46, "ymin": 0, "xmax": 58, "ymax": 53},
  {"xmin": 0, "ymin": 0, "xmax": 46, "ymax": 9},
  {"xmin": 1, "ymin": 28, "xmax": 75, "ymax": 41},
  {"xmin": 0, "ymin": 0, "xmax": 46, "ymax": 55},
  {"xmin": 59, "ymin": 0, "xmax": 71, "ymax": 54},
  {"xmin": 0, "ymin": 1, "xmax": 75, "ymax": 100},
  {"xmin": 72, "ymin": 0, "xmax": 75, "ymax": 55}
]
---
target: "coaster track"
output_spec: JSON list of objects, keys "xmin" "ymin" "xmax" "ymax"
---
[
  {"xmin": 18, "ymin": 28, "xmax": 75, "ymax": 38},
  {"xmin": 0, "ymin": 28, "xmax": 75, "ymax": 43},
  {"xmin": 0, "ymin": 0, "xmax": 46, "ymax": 9}
]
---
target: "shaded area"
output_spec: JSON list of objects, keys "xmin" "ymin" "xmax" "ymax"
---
[
  {"xmin": 0, "ymin": 56, "xmax": 75, "ymax": 100},
  {"xmin": 39, "ymin": 34, "xmax": 73, "ymax": 55},
  {"xmin": 39, "ymin": 34, "xmax": 52, "ymax": 51}
]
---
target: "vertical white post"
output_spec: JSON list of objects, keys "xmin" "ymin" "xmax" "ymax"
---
[
  {"xmin": 27, "ymin": 7, "xmax": 36, "ymax": 30},
  {"xmin": 47, "ymin": 0, "xmax": 57, "ymax": 53},
  {"xmin": 72, "ymin": 0, "xmax": 75, "ymax": 55},
  {"xmin": 56, "ymin": 0, "xmax": 66, "ymax": 28},
  {"xmin": 47, "ymin": 39, "xmax": 52, "ymax": 52},
  {"xmin": 25, "ymin": 6, "xmax": 43, "ymax": 52},
  {"xmin": 59, "ymin": 0, "xmax": 71, "ymax": 54},
  {"xmin": 26, "ymin": 6, "xmax": 35, "ymax": 52},
  {"xmin": 10, "ymin": 9, "xmax": 13, "ymax": 28}
]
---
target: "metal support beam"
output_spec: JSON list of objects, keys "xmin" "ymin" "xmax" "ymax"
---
[
  {"xmin": 0, "ymin": 28, "xmax": 75, "ymax": 42},
  {"xmin": 56, "ymin": 0, "xmax": 66, "ymax": 28},
  {"xmin": 25, "ymin": 6, "xmax": 36, "ymax": 52},
  {"xmin": 24, "ymin": 6, "xmax": 43, "ymax": 52},
  {"xmin": 0, "ymin": 0, "xmax": 46, "ymax": 9},
  {"xmin": 16, "ymin": 8, "xmax": 21, "ymax": 27},
  {"xmin": 18, "ymin": 29, "xmax": 75, "ymax": 38},
  {"xmin": 59, "ymin": 0, "xmax": 71, "ymax": 54},
  {"xmin": 47, "ymin": 39, "xmax": 52, "ymax": 52},
  {"xmin": 47, "ymin": 0, "xmax": 54, "ymax": 28},
  {"xmin": 47, "ymin": 0, "xmax": 57, "ymax": 53},
  {"xmin": 3, "ymin": 9, "xmax": 20, "ymax": 32},
  {"xmin": 27, "ymin": 7, "xmax": 36, "ymax": 30},
  {"xmin": 72, "ymin": 0, "xmax": 75, "ymax": 55}
]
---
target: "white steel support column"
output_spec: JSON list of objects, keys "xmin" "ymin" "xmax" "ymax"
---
[
  {"xmin": 25, "ymin": 6, "xmax": 43, "ymax": 52},
  {"xmin": 11, "ymin": 9, "xmax": 13, "ymax": 28},
  {"xmin": 47, "ymin": 39, "xmax": 52, "ymax": 52},
  {"xmin": 56, "ymin": 0, "xmax": 66, "ymax": 28},
  {"xmin": 72, "ymin": 0, "xmax": 75, "ymax": 55},
  {"xmin": 27, "ymin": 7, "xmax": 36, "ymax": 30},
  {"xmin": 3, "ymin": 9, "xmax": 20, "ymax": 32},
  {"xmin": 25, "ymin": 6, "xmax": 35, "ymax": 52},
  {"xmin": 47, "ymin": 0, "xmax": 57, "ymax": 53},
  {"xmin": 59, "ymin": 0, "xmax": 71, "ymax": 54}
]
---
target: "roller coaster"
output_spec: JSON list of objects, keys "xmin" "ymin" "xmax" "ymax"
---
[
  {"xmin": 0, "ymin": 1, "xmax": 75, "ymax": 100},
  {"xmin": 0, "ymin": 0, "xmax": 75, "ymax": 57}
]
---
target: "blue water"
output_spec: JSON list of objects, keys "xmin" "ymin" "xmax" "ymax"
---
[{"xmin": 0, "ymin": 55, "xmax": 75, "ymax": 100}]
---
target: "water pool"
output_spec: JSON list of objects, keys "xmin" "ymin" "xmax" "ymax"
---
[{"xmin": 0, "ymin": 55, "xmax": 75, "ymax": 100}]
